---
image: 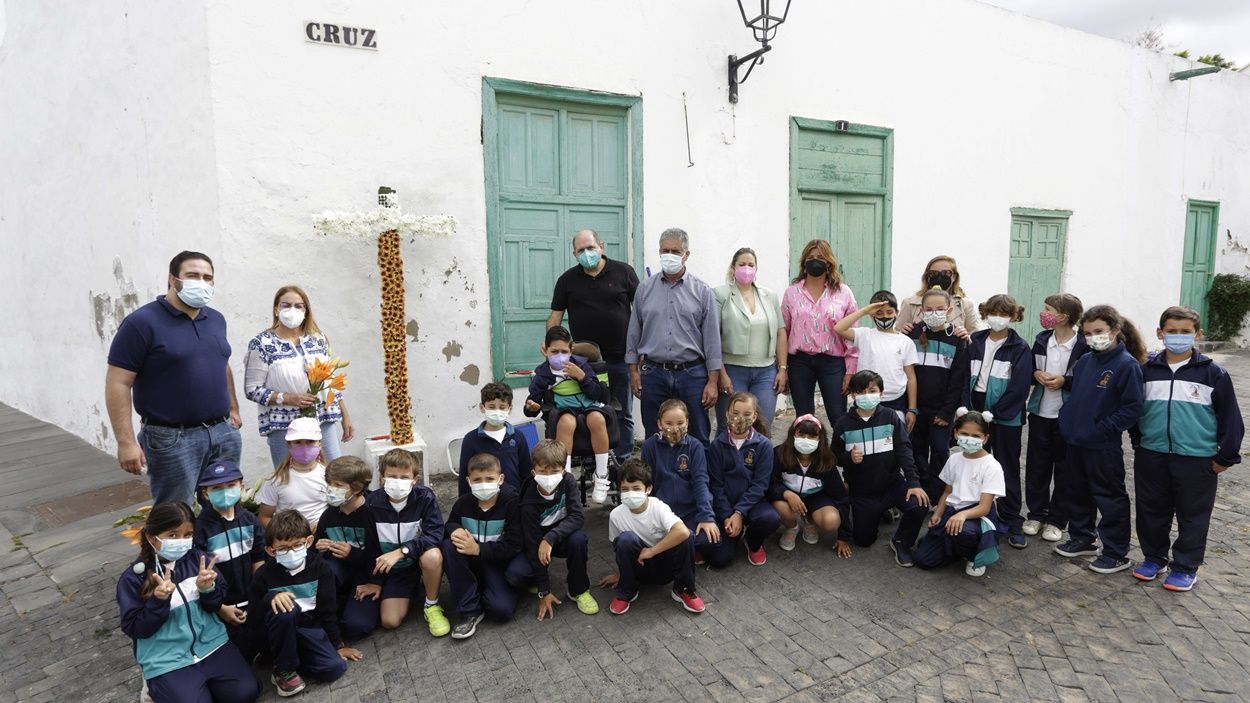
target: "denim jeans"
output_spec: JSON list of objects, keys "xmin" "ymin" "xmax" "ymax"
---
[
  {"xmin": 640, "ymin": 362, "xmax": 712, "ymax": 446},
  {"xmin": 138, "ymin": 421, "xmax": 242, "ymax": 506},
  {"xmin": 715, "ymin": 364, "xmax": 778, "ymax": 436},
  {"xmin": 604, "ymin": 359, "xmax": 635, "ymax": 459},
  {"xmin": 787, "ymin": 352, "xmax": 848, "ymax": 423},
  {"xmin": 266, "ymin": 421, "xmax": 343, "ymax": 468}
]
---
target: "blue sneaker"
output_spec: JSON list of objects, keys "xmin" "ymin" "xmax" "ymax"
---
[
  {"xmin": 1132, "ymin": 561, "xmax": 1166, "ymax": 581},
  {"xmin": 889, "ymin": 539, "xmax": 914, "ymax": 567},
  {"xmin": 1163, "ymin": 571, "xmax": 1198, "ymax": 592},
  {"xmin": 1008, "ymin": 534, "xmax": 1028, "ymax": 549},
  {"xmin": 1088, "ymin": 555, "xmax": 1133, "ymax": 574}
]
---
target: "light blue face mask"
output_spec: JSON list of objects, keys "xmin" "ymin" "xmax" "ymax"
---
[
  {"xmin": 157, "ymin": 537, "xmax": 193, "ymax": 562},
  {"xmin": 276, "ymin": 545, "xmax": 308, "ymax": 570},
  {"xmin": 208, "ymin": 486, "xmax": 241, "ymax": 510},
  {"xmin": 854, "ymin": 393, "xmax": 881, "ymax": 411},
  {"xmin": 1162, "ymin": 333, "xmax": 1195, "ymax": 354},
  {"xmin": 176, "ymin": 278, "xmax": 214, "ymax": 308},
  {"xmin": 957, "ymin": 436, "xmax": 985, "ymax": 454},
  {"xmin": 577, "ymin": 248, "xmax": 601, "ymax": 269}
]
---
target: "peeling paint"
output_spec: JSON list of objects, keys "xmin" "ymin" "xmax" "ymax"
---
[
  {"xmin": 90, "ymin": 258, "xmax": 142, "ymax": 341},
  {"xmin": 459, "ymin": 364, "xmax": 480, "ymax": 385},
  {"xmin": 441, "ymin": 340, "xmax": 463, "ymax": 362},
  {"xmin": 406, "ymin": 319, "xmax": 420, "ymax": 341},
  {"xmin": 464, "ymin": 320, "xmax": 472, "ymax": 327},
  {"xmin": 469, "ymin": 300, "xmax": 478, "ymax": 309}
]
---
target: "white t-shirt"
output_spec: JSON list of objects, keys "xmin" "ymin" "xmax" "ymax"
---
[
  {"xmin": 975, "ymin": 336, "xmax": 1006, "ymax": 393},
  {"xmin": 484, "ymin": 427, "xmax": 507, "ymax": 443},
  {"xmin": 1037, "ymin": 333, "xmax": 1077, "ymax": 419},
  {"xmin": 1168, "ymin": 360, "xmax": 1187, "ymax": 373},
  {"xmin": 608, "ymin": 497, "xmax": 682, "ymax": 547},
  {"xmin": 258, "ymin": 463, "xmax": 328, "ymax": 525},
  {"xmin": 940, "ymin": 453, "xmax": 1006, "ymax": 510},
  {"xmin": 851, "ymin": 327, "xmax": 919, "ymax": 402}
]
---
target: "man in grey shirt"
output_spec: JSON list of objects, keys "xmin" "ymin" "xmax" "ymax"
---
[{"xmin": 625, "ymin": 228, "xmax": 722, "ymax": 445}]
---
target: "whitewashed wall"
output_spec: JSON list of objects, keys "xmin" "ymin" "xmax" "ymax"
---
[{"xmin": 3, "ymin": 0, "xmax": 1249, "ymax": 481}]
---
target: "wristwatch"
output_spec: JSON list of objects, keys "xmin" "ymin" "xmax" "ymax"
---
[
  {"xmin": 276, "ymin": 392, "xmax": 285, "ymax": 406},
  {"xmin": 778, "ymin": 364, "xmax": 788, "ymax": 371},
  {"xmin": 400, "ymin": 546, "xmax": 410, "ymax": 556},
  {"xmin": 537, "ymin": 590, "xmax": 550, "ymax": 599},
  {"xmin": 906, "ymin": 408, "xmax": 919, "ymax": 415}
]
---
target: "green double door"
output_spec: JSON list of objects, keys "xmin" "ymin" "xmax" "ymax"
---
[
  {"xmin": 1007, "ymin": 209, "xmax": 1070, "ymax": 342},
  {"xmin": 1180, "ymin": 200, "xmax": 1219, "ymax": 323}
]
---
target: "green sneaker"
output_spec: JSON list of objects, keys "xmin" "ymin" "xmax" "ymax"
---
[
  {"xmin": 526, "ymin": 585, "xmax": 538, "ymax": 595},
  {"xmin": 424, "ymin": 604, "xmax": 451, "ymax": 637},
  {"xmin": 569, "ymin": 590, "xmax": 600, "ymax": 615}
]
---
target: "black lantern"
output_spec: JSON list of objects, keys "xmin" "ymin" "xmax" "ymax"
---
[{"xmin": 728, "ymin": 0, "xmax": 792, "ymax": 103}]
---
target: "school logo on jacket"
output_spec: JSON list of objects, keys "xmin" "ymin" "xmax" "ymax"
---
[
  {"xmin": 1187, "ymin": 385, "xmax": 1201, "ymax": 401},
  {"xmin": 744, "ymin": 449, "xmax": 755, "ymax": 466},
  {"xmin": 884, "ymin": 436, "xmax": 893, "ymax": 447},
  {"xmin": 677, "ymin": 455, "xmax": 689, "ymax": 472},
  {"xmin": 1098, "ymin": 370, "xmax": 1113, "ymax": 388}
]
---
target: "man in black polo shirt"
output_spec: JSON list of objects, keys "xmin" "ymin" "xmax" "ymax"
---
[
  {"xmin": 547, "ymin": 229, "xmax": 640, "ymax": 459},
  {"xmin": 105, "ymin": 251, "xmax": 243, "ymax": 506}
]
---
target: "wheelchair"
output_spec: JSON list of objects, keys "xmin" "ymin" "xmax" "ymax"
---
[{"xmin": 537, "ymin": 341, "xmax": 623, "ymax": 506}]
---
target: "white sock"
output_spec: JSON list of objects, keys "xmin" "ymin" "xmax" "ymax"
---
[
  {"xmin": 424, "ymin": 597, "xmax": 438, "ymax": 607},
  {"xmin": 565, "ymin": 456, "xmax": 572, "ymax": 473},
  {"xmin": 594, "ymin": 453, "xmax": 609, "ymax": 480}
]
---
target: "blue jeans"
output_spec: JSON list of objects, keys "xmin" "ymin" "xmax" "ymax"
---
[
  {"xmin": 639, "ymin": 362, "xmax": 712, "ymax": 446},
  {"xmin": 266, "ymin": 421, "xmax": 342, "ymax": 468},
  {"xmin": 139, "ymin": 421, "xmax": 242, "ymax": 507},
  {"xmin": 787, "ymin": 352, "xmax": 847, "ymax": 423},
  {"xmin": 715, "ymin": 364, "xmax": 778, "ymax": 435},
  {"xmin": 605, "ymin": 360, "xmax": 635, "ymax": 459}
]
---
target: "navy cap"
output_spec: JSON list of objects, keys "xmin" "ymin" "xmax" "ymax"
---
[{"xmin": 198, "ymin": 460, "xmax": 244, "ymax": 487}]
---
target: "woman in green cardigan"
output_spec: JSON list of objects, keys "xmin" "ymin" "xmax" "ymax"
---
[{"xmin": 714, "ymin": 247, "xmax": 788, "ymax": 436}]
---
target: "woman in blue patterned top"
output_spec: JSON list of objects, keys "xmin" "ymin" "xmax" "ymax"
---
[{"xmin": 244, "ymin": 286, "xmax": 354, "ymax": 467}]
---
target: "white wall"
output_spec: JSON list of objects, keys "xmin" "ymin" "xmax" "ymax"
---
[{"xmin": 5, "ymin": 0, "xmax": 1249, "ymax": 480}]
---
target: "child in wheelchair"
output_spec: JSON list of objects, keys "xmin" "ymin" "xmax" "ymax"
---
[{"xmin": 524, "ymin": 326, "xmax": 616, "ymax": 504}]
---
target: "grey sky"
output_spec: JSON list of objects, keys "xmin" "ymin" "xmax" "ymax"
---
[{"xmin": 977, "ymin": 0, "xmax": 1250, "ymax": 67}]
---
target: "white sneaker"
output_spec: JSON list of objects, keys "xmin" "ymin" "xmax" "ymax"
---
[
  {"xmin": 801, "ymin": 519, "xmax": 819, "ymax": 545},
  {"xmin": 1041, "ymin": 524, "xmax": 1063, "ymax": 542},
  {"xmin": 591, "ymin": 476, "xmax": 610, "ymax": 504},
  {"xmin": 1022, "ymin": 520, "xmax": 1041, "ymax": 536},
  {"xmin": 139, "ymin": 682, "xmax": 154, "ymax": 703},
  {"xmin": 965, "ymin": 561, "xmax": 987, "ymax": 577},
  {"xmin": 779, "ymin": 527, "xmax": 799, "ymax": 551}
]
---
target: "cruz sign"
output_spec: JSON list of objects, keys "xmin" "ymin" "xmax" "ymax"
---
[{"xmin": 305, "ymin": 21, "xmax": 378, "ymax": 51}]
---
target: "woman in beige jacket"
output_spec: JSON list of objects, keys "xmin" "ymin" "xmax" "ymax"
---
[
  {"xmin": 713, "ymin": 248, "xmax": 787, "ymax": 434},
  {"xmin": 899, "ymin": 255, "xmax": 981, "ymax": 335}
]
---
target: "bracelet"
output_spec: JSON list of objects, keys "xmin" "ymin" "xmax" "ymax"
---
[
  {"xmin": 906, "ymin": 408, "xmax": 918, "ymax": 415},
  {"xmin": 778, "ymin": 365, "xmax": 788, "ymax": 371},
  {"xmin": 276, "ymin": 392, "xmax": 285, "ymax": 406}
]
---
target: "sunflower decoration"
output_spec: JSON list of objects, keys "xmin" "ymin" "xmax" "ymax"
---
[
  {"xmin": 303, "ymin": 357, "xmax": 350, "ymax": 419},
  {"xmin": 378, "ymin": 228, "xmax": 414, "ymax": 444}
]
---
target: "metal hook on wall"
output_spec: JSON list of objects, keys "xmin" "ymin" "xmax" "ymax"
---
[{"xmin": 683, "ymin": 92, "xmax": 694, "ymax": 167}]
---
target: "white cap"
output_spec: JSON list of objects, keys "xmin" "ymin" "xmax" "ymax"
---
[{"xmin": 285, "ymin": 416, "xmax": 323, "ymax": 442}]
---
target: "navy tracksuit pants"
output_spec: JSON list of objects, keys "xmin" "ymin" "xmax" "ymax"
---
[
  {"xmin": 1134, "ymin": 448, "xmax": 1219, "ymax": 574},
  {"xmin": 701, "ymin": 502, "xmax": 781, "ymax": 566},
  {"xmin": 503, "ymin": 530, "xmax": 591, "ymax": 596},
  {"xmin": 264, "ymin": 607, "xmax": 347, "ymax": 682},
  {"xmin": 1063, "ymin": 446, "xmax": 1131, "ymax": 560},
  {"xmin": 442, "ymin": 538, "xmax": 519, "ymax": 620},
  {"xmin": 145, "ymin": 642, "xmax": 260, "ymax": 703},
  {"xmin": 323, "ymin": 557, "xmax": 379, "ymax": 641},
  {"xmin": 849, "ymin": 477, "xmax": 927, "ymax": 548},
  {"xmin": 613, "ymin": 531, "xmax": 696, "ymax": 599},
  {"xmin": 914, "ymin": 505, "xmax": 995, "ymax": 569},
  {"xmin": 991, "ymin": 424, "xmax": 1024, "ymax": 536},
  {"xmin": 1024, "ymin": 414, "xmax": 1068, "ymax": 528},
  {"xmin": 910, "ymin": 412, "xmax": 953, "ymax": 503}
]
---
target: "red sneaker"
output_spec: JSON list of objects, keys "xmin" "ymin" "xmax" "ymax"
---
[
  {"xmin": 272, "ymin": 670, "xmax": 306, "ymax": 697},
  {"xmin": 693, "ymin": 550, "xmax": 706, "ymax": 566},
  {"xmin": 609, "ymin": 593, "xmax": 637, "ymax": 615},
  {"xmin": 671, "ymin": 589, "xmax": 705, "ymax": 613},
  {"xmin": 747, "ymin": 545, "xmax": 767, "ymax": 566}
]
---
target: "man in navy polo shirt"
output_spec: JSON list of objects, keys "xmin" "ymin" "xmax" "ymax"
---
[{"xmin": 105, "ymin": 251, "xmax": 243, "ymax": 506}]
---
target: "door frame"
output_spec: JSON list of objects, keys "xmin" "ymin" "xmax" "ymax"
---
[
  {"xmin": 482, "ymin": 77, "xmax": 644, "ymax": 386},
  {"xmin": 1182, "ymin": 198, "xmax": 1220, "ymax": 322},
  {"xmin": 788, "ymin": 116, "xmax": 893, "ymax": 287}
]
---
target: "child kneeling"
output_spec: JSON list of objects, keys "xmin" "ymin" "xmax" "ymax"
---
[
  {"xmin": 914, "ymin": 409, "xmax": 1006, "ymax": 577},
  {"xmin": 604, "ymin": 458, "xmax": 704, "ymax": 615}
]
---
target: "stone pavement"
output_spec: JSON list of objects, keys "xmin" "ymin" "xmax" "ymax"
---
[{"xmin": 3, "ymin": 351, "xmax": 1250, "ymax": 703}]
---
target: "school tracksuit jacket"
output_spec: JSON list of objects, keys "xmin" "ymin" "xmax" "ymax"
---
[
  {"xmin": 1022, "ymin": 330, "xmax": 1089, "ymax": 527},
  {"xmin": 964, "ymin": 329, "xmax": 1033, "ymax": 533},
  {"xmin": 516, "ymin": 473, "xmax": 588, "ymax": 594},
  {"xmin": 314, "ymin": 500, "xmax": 372, "ymax": 588},
  {"xmin": 908, "ymin": 324, "xmax": 970, "ymax": 423},
  {"xmin": 1024, "ymin": 330, "xmax": 1089, "ymax": 416},
  {"xmin": 117, "ymin": 549, "xmax": 231, "ymax": 681},
  {"xmin": 363, "ymin": 486, "xmax": 445, "ymax": 585},
  {"xmin": 249, "ymin": 552, "xmax": 347, "ymax": 681},
  {"xmin": 523, "ymin": 355, "xmax": 607, "ymax": 412},
  {"xmin": 193, "ymin": 503, "xmax": 267, "ymax": 610},
  {"xmin": 705, "ymin": 430, "xmax": 781, "ymax": 558},
  {"xmin": 1136, "ymin": 350, "xmax": 1244, "ymax": 467},
  {"xmin": 831, "ymin": 406, "xmax": 925, "ymax": 545},
  {"xmin": 444, "ymin": 486, "xmax": 524, "ymax": 619},
  {"xmin": 457, "ymin": 422, "xmax": 533, "ymax": 496},
  {"xmin": 644, "ymin": 433, "xmax": 715, "ymax": 526},
  {"xmin": 766, "ymin": 446, "xmax": 849, "ymax": 517}
]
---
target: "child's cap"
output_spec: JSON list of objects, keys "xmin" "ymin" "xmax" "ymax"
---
[
  {"xmin": 285, "ymin": 417, "xmax": 323, "ymax": 442},
  {"xmin": 198, "ymin": 460, "xmax": 243, "ymax": 487}
]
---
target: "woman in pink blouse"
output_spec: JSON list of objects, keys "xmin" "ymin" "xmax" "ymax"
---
[{"xmin": 780, "ymin": 240, "xmax": 859, "ymax": 422}]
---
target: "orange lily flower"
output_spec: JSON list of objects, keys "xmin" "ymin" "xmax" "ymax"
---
[
  {"xmin": 307, "ymin": 358, "xmax": 334, "ymax": 385},
  {"xmin": 121, "ymin": 526, "xmax": 143, "ymax": 545},
  {"xmin": 325, "ymin": 390, "xmax": 336, "ymax": 407},
  {"xmin": 330, "ymin": 374, "xmax": 347, "ymax": 391}
]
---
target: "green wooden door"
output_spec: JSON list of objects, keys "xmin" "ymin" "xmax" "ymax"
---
[
  {"xmin": 789, "ymin": 118, "xmax": 892, "ymax": 309},
  {"xmin": 1007, "ymin": 208, "xmax": 1070, "ymax": 342},
  {"xmin": 488, "ymin": 94, "xmax": 633, "ymax": 379},
  {"xmin": 1180, "ymin": 200, "xmax": 1219, "ymax": 322}
]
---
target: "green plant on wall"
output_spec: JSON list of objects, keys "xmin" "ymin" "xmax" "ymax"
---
[{"xmin": 1207, "ymin": 273, "xmax": 1250, "ymax": 341}]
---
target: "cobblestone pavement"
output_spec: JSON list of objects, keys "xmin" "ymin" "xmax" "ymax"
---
[{"xmin": 3, "ymin": 351, "xmax": 1249, "ymax": 703}]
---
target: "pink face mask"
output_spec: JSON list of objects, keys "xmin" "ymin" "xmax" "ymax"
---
[
  {"xmin": 289, "ymin": 444, "xmax": 320, "ymax": 466},
  {"xmin": 1039, "ymin": 311, "xmax": 1059, "ymax": 330},
  {"xmin": 734, "ymin": 265, "xmax": 757, "ymax": 286}
]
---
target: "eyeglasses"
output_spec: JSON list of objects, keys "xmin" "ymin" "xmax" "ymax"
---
[
  {"xmin": 273, "ymin": 545, "xmax": 305, "ymax": 556},
  {"xmin": 278, "ymin": 303, "xmax": 306, "ymax": 311}
]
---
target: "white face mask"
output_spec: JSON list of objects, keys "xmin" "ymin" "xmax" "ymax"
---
[
  {"xmin": 470, "ymin": 482, "xmax": 501, "ymax": 501},
  {"xmin": 986, "ymin": 315, "xmax": 1011, "ymax": 332},
  {"xmin": 326, "ymin": 486, "xmax": 350, "ymax": 507},
  {"xmin": 383, "ymin": 477, "xmax": 413, "ymax": 502},
  {"xmin": 921, "ymin": 310, "xmax": 947, "ymax": 329},
  {"xmin": 620, "ymin": 491, "xmax": 648, "ymax": 509},
  {"xmin": 176, "ymin": 278, "xmax": 214, "ymax": 308},
  {"xmin": 659, "ymin": 253, "xmax": 684, "ymax": 275},
  {"xmin": 483, "ymin": 409, "xmax": 509, "ymax": 426},
  {"xmin": 534, "ymin": 473, "xmax": 563, "ymax": 493},
  {"xmin": 1086, "ymin": 333, "xmax": 1113, "ymax": 351},
  {"xmin": 278, "ymin": 307, "xmax": 305, "ymax": 329},
  {"xmin": 793, "ymin": 437, "xmax": 820, "ymax": 456}
]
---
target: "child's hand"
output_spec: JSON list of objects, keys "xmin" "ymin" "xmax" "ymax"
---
[
  {"xmin": 195, "ymin": 555, "xmax": 218, "ymax": 592},
  {"xmin": 834, "ymin": 540, "xmax": 852, "ymax": 559},
  {"xmin": 928, "ymin": 508, "xmax": 943, "ymax": 529},
  {"xmin": 270, "ymin": 591, "xmax": 295, "ymax": 614},
  {"xmin": 637, "ymin": 547, "xmax": 655, "ymax": 565},
  {"xmin": 218, "ymin": 604, "xmax": 247, "ymax": 626},
  {"xmin": 328, "ymin": 542, "xmax": 352, "ymax": 559},
  {"xmin": 946, "ymin": 512, "xmax": 967, "ymax": 535},
  {"xmin": 374, "ymin": 549, "xmax": 403, "ymax": 575},
  {"xmin": 1043, "ymin": 375, "xmax": 1065, "ymax": 391},
  {"xmin": 149, "ymin": 572, "xmax": 175, "ymax": 600},
  {"xmin": 862, "ymin": 301, "xmax": 890, "ymax": 315},
  {"xmin": 355, "ymin": 584, "xmax": 382, "ymax": 601},
  {"xmin": 524, "ymin": 399, "xmax": 542, "ymax": 414},
  {"xmin": 538, "ymin": 540, "xmax": 553, "ymax": 566},
  {"xmin": 784, "ymin": 492, "xmax": 806, "ymax": 516},
  {"xmin": 851, "ymin": 446, "xmax": 864, "ymax": 464},
  {"xmin": 724, "ymin": 512, "xmax": 744, "ymax": 538},
  {"xmin": 905, "ymin": 413, "xmax": 916, "ymax": 433},
  {"xmin": 314, "ymin": 538, "xmax": 333, "ymax": 553},
  {"xmin": 563, "ymin": 363, "xmax": 585, "ymax": 381},
  {"xmin": 338, "ymin": 646, "xmax": 364, "ymax": 662},
  {"xmin": 597, "ymin": 573, "xmax": 620, "ymax": 590},
  {"xmin": 452, "ymin": 530, "xmax": 481, "ymax": 556},
  {"xmin": 1213, "ymin": 461, "xmax": 1229, "ymax": 475},
  {"xmin": 898, "ymin": 321, "xmax": 915, "ymax": 335},
  {"xmin": 695, "ymin": 521, "xmax": 721, "ymax": 543},
  {"xmin": 933, "ymin": 417, "xmax": 949, "ymax": 427},
  {"xmin": 537, "ymin": 593, "xmax": 561, "ymax": 621},
  {"xmin": 952, "ymin": 325, "xmax": 970, "ymax": 340},
  {"xmin": 906, "ymin": 487, "xmax": 931, "ymax": 508}
]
